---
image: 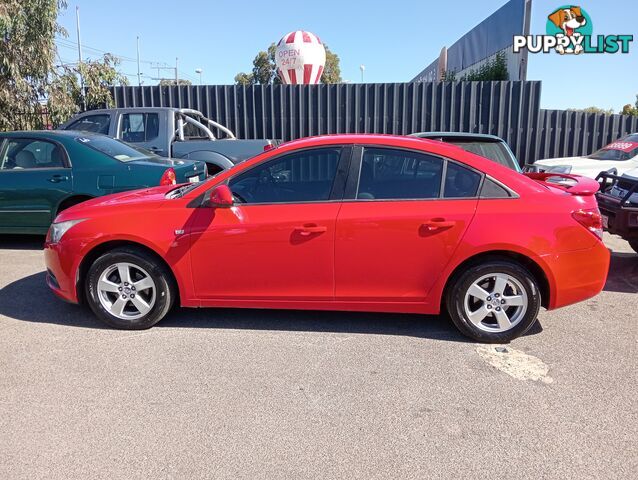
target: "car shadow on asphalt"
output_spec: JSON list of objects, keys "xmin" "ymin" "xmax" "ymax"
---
[
  {"xmin": 0, "ymin": 271, "xmax": 545, "ymax": 341},
  {"xmin": 0, "ymin": 235, "xmax": 45, "ymax": 250},
  {"xmin": 604, "ymin": 251, "xmax": 638, "ymax": 294}
]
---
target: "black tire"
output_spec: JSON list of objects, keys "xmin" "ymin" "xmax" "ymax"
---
[
  {"xmin": 445, "ymin": 260, "xmax": 541, "ymax": 343},
  {"xmin": 85, "ymin": 247, "xmax": 175, "ymax": 329},
  {"xmin": 629, "ymin": 240, "xmax": 638, "ymax": 254}
]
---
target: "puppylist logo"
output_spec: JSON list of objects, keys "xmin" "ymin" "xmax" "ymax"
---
[{"xmin": 513, "ymin": 5, "xmax": 633, "ymax": 55}]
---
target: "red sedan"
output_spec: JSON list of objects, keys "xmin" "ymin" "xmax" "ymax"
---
[{"xmin": 44, "ymin": 135, "xmax": 609, "ymax": 342}]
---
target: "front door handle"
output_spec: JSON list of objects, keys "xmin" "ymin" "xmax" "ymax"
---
[
  {"xmin": 48, "ymin": 175, "xmax": 69, "ymax": 183},
  {"xmin": 421, "ymin": 218, "xmax": 456, "ymax": 231},
  {"xmin": 294, "ymin": 224, "xmax": 327, "ymax": 236}
]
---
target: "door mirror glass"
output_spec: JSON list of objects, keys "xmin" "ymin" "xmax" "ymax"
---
[{"xmin": 209, "ymin": 184, "xmax": 233, "ymax": 207}]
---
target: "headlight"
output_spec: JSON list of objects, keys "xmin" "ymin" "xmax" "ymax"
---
[
  {"xmin": 48, "ymin": 219, "xmax": 86, "ymax": 243},
  {"xmin": 546, "ymin": 165, "xmax": 572, "ymax": 174}
]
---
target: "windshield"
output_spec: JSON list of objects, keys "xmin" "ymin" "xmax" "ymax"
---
[
  {"xmin": 76, "ymin": 136, "xmax": 148, "ymax": 162},
  {"xmin": 588, "ymin": 141, "xmax": 638, "ymax": 161},
  {"xmin": 449, "ymin": 141, "xmax": 521, "ymax": 171}
]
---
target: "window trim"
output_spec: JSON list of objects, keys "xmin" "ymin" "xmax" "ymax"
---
[
  {"xmin": 347, "ymin": 144, "xmax": 486, "ymax": 202},
  {"xmin": 214, "ymin": 145, "xmax": 351, "ymax": 207},
  {"xmin": 0, "ymin": 137, "xmax": 71, "ymax": 171}
]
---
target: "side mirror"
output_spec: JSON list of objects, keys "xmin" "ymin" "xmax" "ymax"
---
[{"xmin": 208, "ymin": 184, "xmax": 233, "ymax": 208}]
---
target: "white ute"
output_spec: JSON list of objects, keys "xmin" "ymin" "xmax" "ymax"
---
[{"xmin": 533, "ymin": 134, "xmax": 638, "ymax": 179}]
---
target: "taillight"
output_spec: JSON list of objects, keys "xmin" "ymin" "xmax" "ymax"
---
[
  {"xmin": 263, "ymin": 143, "xmax": 275, "ymax": 152},
  {"xmin": 160, "ymin": 168, "xmax": 176, "ymax": 186},
  {"xmin": 572, "ymin": 208, "xmax": 603, "ymax": 240}
]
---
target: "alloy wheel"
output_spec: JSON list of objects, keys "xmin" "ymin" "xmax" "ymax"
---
[
  {"xmin": 97, "ymin": 262, "xmax": 156, "ymax": 320},
  {"xmin": 463, "ymin": 273, "xmax": 528, "ymax": 332}
]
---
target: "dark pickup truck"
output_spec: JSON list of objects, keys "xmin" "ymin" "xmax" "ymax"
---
[
  {"xmin": 60, "ymin": 107, "xmax": 278, "ymax": 175},
  {"xmin": 596, "ymin": 170, "xmax": 638, "ymax": 253}
]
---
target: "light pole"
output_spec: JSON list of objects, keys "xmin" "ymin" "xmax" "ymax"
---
[
  {"xmin": 195, "ymin": 68, "xmax": 203, "ymax": 85},
  {"xmin": 360, "ymin": 64, "xmax": 365, "ymax": 83}
]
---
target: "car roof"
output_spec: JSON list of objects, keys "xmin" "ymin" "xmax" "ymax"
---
[
  {"xmin": 0, "ymin": 130, "xmax": 105, "ymax": 139},
  {"xmin": 410, "ymin": 132, "xmax": 506, "ymax": 142},
  {"xmin": 71, "ymin": 107, "xmax": 183, "ymax": 114}
]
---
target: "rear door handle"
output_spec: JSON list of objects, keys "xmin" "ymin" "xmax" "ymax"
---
[
  {"xmin": 48, "ymin": 175, "xmax": 69, "ymax": 183},
  {"xmin": 294, "ymin": 224, "xmax": 327, "ymax": 236},
  {"xmin": 421, "ymin": 218, "xmax": 456, "ymax": 231}
]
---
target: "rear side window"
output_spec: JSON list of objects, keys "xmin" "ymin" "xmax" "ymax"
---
[
  {"xmin": 66, "ymin": 114, "xmax": 110, "ymax": 134},
  {"xmin": 121, "ymin": 113, "xmax": 159, "ymax": 143},
  {"xmin": 357, "ymin": 148, "xmax": 443, "ymax": 200},
  {"xmin": 443, "ymin": 162, "xmax": 481, "ymax": 198},
  {"xmin": 480, "ymin": 178, "xmax": 512, "ymax": 198}
]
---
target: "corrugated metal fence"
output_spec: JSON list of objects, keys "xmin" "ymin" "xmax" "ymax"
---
[
  {"xmin": 536, "ymin": 109, "xmax": 638, "ymax": 160},
  {"xmin": 111, "ymin": 82, "xmax": 637, "ymax": 164}
]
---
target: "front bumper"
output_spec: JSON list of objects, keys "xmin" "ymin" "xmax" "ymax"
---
[{"xmin": 44, "ymin": 241, "xmax": 79, "ymax": 304}]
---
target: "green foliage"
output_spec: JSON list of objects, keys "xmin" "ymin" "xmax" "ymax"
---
[
  {"xmin": 234, "ymin": 72, "xmax": 254, "ymax": 85},
  {"xmin": 1, "ymin": 1, "xmax": 127, "ymax": 130},
  {"xmin": 442, "ymin": 52, "xmax": 509, "ymax": 82},
  {"xmin": 0, "ymin": 0, "xmax": 66, "ymax": 130},
  {"xmin": 159, "ymin": 78, "xmax": 192, "ymax": 86},
  {"xmin": 568, "ymin": 106, "xmax": 615, "ymax": 115},
  {"xmin": 48, "ymin": 53, "xmax": 128, "ymax": 126},
  {"xmin": 621, "ymin": 95, "xmax": 638, "ymax": 116},
  {"xmin": 235, "ymin": 43, "xmax": 341, "ymax": 85},
  {"xmin": 322, "ymin": 48, "xmax": 341, "ymax": 84}
]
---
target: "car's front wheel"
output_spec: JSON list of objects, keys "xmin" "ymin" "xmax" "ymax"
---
[
  {"xmin": 445, "ymin": 260, "xmax": 541, "ymax": 343},
  {"xmin": 85, "ymin": 247, "xmax": 175, "ymax": 329}
]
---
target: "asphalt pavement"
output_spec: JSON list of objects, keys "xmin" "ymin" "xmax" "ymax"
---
[{"xmin": 0, "ymin": 234, "xmax": 636, "ymax": 479}]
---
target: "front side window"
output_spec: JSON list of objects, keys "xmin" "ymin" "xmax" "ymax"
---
[
  {"xmin": 0, "ymin": 139, "xmax": 66, "ymax": 170},
  {"xmin": 66, "ymin": 114, "xmax": 111, "ymax": 134},
  {"xmin": 121, "ymin": 113, "xmax": 159, "ymax": 143},
  {"xmin": 357, "ymin": 148, "xmax": 443, "ymax": 200},
  {"xmin": 229, "ymin": 148, "xmax": 341, "ymax": 204}
]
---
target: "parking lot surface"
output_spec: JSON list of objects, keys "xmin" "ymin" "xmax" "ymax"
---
[{"xmin": 0, "ymin": 234, "xmax": 636, "ymax": 479}]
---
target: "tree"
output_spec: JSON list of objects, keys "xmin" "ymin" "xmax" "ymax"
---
[
  {"xmin": 48, "ymin": 53, "xmax": 128, "ymax": 126},
  {"xmin": 0, "ymin": 0, "xmax": 66, "ymax": 130},
  {"xmin": 235, "ymin": 43, "xmax": 341, "ymax": 85},
  {"xmin": 621, "ymin": 95, "xmax": 638, "ymax": 116},
  {"xmin": 322, "ymin": 49, "xmax": 341, "ymax": 84},
  {"xmin": 234, "ymin": 72, "xmax": 254, "ymax": 85},
  {"xmin": 442, "ymin": 52, "xmax": 509, "ymax": 82},
  {"xmin": 159, "ymin": 78, "xmax": 192, "ymax": 87}
]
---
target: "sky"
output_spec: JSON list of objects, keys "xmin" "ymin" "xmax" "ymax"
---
[{"xmin": 55, "ymin": 0, "xmax": 637, "ymax": 112}]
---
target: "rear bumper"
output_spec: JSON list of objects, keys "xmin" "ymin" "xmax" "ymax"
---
[
  {"xmin": 44, "ymin": 241, "xmax": 79, "ymax": 304},
  {"xmin": 543, "ymin": 242, "xmax": 610, "ymax": 310}
]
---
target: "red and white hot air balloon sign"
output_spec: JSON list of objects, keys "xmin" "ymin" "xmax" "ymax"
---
[{"xmin": 275, "ymin": 30, "xmax": 326, "ymax": 84}]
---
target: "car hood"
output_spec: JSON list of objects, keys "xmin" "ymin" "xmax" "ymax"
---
[
  {"xmin": 55, "ymin": 185, "xmax": 174, "ymax": 222},
  {"xmin": 535, "ymin": 156, "xmax": 633, "ymax": 178}
]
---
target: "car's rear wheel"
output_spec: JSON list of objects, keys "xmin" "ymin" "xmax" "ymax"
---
[
  {"xmin": 445, "ymin": 260, "xmax": 541, "ymax": 343},
  {"xmin": 85, "ymin": 247, "xmax": 175, "ymax": 329}
]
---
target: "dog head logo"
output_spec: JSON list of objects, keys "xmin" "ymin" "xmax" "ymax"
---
[{"xmin": 546, "ymin": 5, "xmax": 593, "ymax": 54}]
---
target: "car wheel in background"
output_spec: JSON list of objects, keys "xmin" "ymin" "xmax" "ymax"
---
[
  {"xmin": 445, "ymin": 260, "xmax": 541, "ymax": 343},
  {"xmin": 85, "ymin": 247, "xmax": 175, "ymax": 329}
]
